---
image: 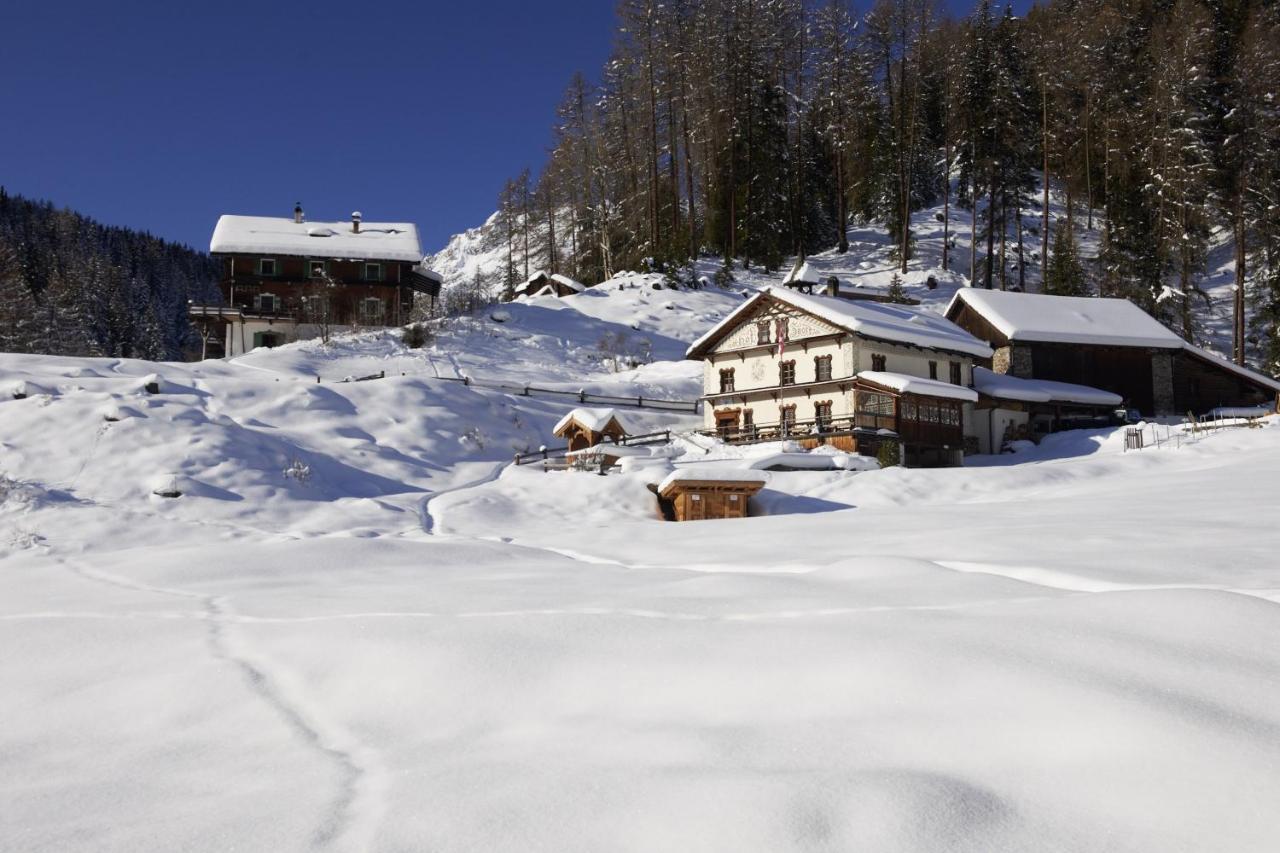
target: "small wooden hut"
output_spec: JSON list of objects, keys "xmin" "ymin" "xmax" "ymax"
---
[
  {"xmin": 553, "ymin": 407, "xmax": 630, "ymax": 453},
  {"xmin": 656, "ymin": 469, "xmax": 767, "ymax": 521}
]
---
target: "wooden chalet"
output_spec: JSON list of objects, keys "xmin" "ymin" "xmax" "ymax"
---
[
  {"xmin": 945, "ymin": 289, "xmax": 1280, "ymax": 416},
  {"xmin": 553, "ymin": 407, "xmax": 630, "ymax": 452},
  {"xmin": 511, "ymin": 271, "xmax": 587, "ymax": 300},
  {"xmin": 656, "ymin": 469, "xmax": 767, "ymax": 521},
  {"xmin": 190, "ymin": 205, "xmax": 440, "ymax": 358},
  {"xmin": 686, "ymin": 286, "xmax": 993, "ymax": 467}
]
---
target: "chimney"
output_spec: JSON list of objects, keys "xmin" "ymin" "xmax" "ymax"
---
[
  {"xmin": 351, "ymin": 211, "xmax": 362, "ymax": 233},
  {"xmin": 294, "ymin": 202, "xmax": 304, "ymax": 224}
]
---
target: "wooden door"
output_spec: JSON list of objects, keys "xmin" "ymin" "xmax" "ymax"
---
[
  {"xmin": 725, "ymin": 492, "xmax": 745, "ymax": 519},
  {"xmin": 687, "ymin": 492, "xmax": 706, "ymax": 520}
]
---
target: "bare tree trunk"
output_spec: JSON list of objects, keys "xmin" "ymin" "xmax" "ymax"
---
[
  {"xmin": 1234, "ymin": 189, "xmax": 1246, "ymax": 364},
  {"xmin": 985, "ymin": 163, "xmax": 997, "ymax": 289},
  {"xmin": 942, "ymin": 134, "xmax": 951, "ymax": 271},
  {"xmin": 1085, "ymin": 89, "xmax": 1093, "ymax": 231},
  {"xmin": 1041, "ymin": 74, "xmax": 1050, "ymax": 282}
]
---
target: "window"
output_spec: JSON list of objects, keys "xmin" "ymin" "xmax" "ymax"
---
[
  {"xmin": 857, "ymin": 392, "xmax": 895, "ymax": 416},
  {"xmin": 308, "ymin": 259, "xmax": 327, "ymax": 279},
  {"xmin": 779, "ymin": 360, "xmax": 796, "ymax": 386},
  {"xmin": 814, "ymin": 401, "xmax": 833, "ymax": 431},
  {"xmin": 719, "ymin": 367, "xmax": 736, "ymax": 393},
  {"xmin": 928, "ymin": 360, "xmax": 938, "ymax": 380},
  {"xmin": 715, "ymin": 409, "xmax": 740, "ymax": 438},
  {"xmin": 359, "ymin": 297, "xmax": 385, "ymax": 325},
  {"xmin": 780, "ymin": 404, "xmax": 796, "ymax": 433},
  {"xmin": 814, "ymin": 355, "xmax": 832, "ymax": 382},
  {"xmin": 950, "ymin": 361, "xmax": 962, "ymax": 385},
  {"xmin": 871, "ymin": 353, "xmax": 887, "ymax": 372},
  {"xmin": 254, "ymin": 293, "xmax": 278, "ymax": 313},
  {"xmin": 364, "ymin": 262, "xmax": 382, "ymax": 282},
  {"xmin": 742, "ymin": 409, "xmax": 755, "ymax": 437},
  {"xmin": 258, "ymin": 258, "xmax": 277, "ymax": 277},
  {"xmin": 757, "ymin": 321, "xmax": 771, "ymax": 345}
]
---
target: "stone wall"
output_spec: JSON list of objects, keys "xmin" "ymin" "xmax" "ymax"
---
[{"xmin": 1151, "ymin": 351, "xmax": 1175, "ymax": 415}]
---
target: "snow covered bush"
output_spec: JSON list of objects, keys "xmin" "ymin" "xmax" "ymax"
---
[{"xmin": 282, "ymin": 458, "xmax": 312, "ymax": 485}]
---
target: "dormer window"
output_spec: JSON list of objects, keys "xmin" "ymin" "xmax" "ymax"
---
[
  {"xmin": 258, "ymin": 258, "xmax": 277, "ymax": 277},
  {"xmin": 308, "ymin": 260, "xmax": 327, "ymax": 279},
  {"xmin": 364, "ymin": 263, "xmax": 383, "ymax": 282}
]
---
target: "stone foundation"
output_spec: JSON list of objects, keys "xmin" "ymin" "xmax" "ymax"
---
[{"xmin": 1151, "ymin": 351, "xmax": 1175, "ymax": 415}]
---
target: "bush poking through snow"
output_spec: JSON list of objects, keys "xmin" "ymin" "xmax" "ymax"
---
[
  {"xmin": 283, "ymin": 458, "xmax": 312, "ymax": 485},
  {"xmin": 401, "ymin": 324, "xmax": 432, "ymax": 349},
  {"xmin": 877, "ymin": 439, "xmax": 902, "ymax": 468}
]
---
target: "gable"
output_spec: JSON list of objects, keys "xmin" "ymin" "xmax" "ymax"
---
[{"xmin": 707, "ymin": 300, "xmax": 844, "ymax": 355}]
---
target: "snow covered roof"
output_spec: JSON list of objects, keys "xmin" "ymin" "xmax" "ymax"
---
[
  {"xmin": 549, "ymin": 274, "xmax": 586, "ymax": 292},
  {"xmin": 658, "ymin": 467, "xmax": 769, "ymax": 492},
  {"xmin": 856, "ymin": 370, "xmax": 979, "ymax": 402},
  {"xmin": 972, "ymin": 367, "xmax": 1123, "ymax": 406},
  {"xmin": 946, "ymin": 289, "xmax": 1184, "ymax": 349},
  {"xmin": 783, "ymin": 260, "xmax": 820, "ymax": 285},
  {"xmin": 210, "ymin": 215, "xmax": 423, "ymax": 263},
  {"xmin": 687, "ymin": 288, "xmax": 993, "ymax": 360},
  {"xmin": 553, "ymin": 407, "xmax": 631, "ymax": 436}
]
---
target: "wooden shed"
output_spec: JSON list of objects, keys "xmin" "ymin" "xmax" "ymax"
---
[
  {"xmin": 553, "ymin": 407, "xmax": 631, "ymax": 452},
  {"xmin": 656, "ymin": 469, "xmax": 768, "ymax": 521}
]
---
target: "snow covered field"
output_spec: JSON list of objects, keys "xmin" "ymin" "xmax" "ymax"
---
[{"xmin": 4, "ymin": 275, "xmax": 1280, "ymax": 852}]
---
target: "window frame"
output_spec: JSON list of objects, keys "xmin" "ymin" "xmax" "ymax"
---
[
  {"xmin": 308, "ymin": 259, "xmax": 328, "ymax": 279},
  {"xmin": 364, "ymin": 262, "xmax": 383, "ymax": 282},
  {"xmin": 950, "ymin": 361, "xmax": 962, "ymax": 385},
  {"xmin": 756, "ymin": 321, "xmax": 772, "ymax": 346},
  {"xmin": 718, "ymin": 367, "xmax": 736, "ymax": 394},
  {"xmin": 257, "ymin": 258, "xmax": 277, "ymax": 277},
  {"xmin": 871, "ymin": 353, "xmax": 887, "ymax": 372},
  {"xmin": 928, "ymin": 360, "xmax": 939, "ymax": 380},
  {"xmin": 359, "ymin": 296, "xmax": 385, "ymax": 325},
  {"xmin": 814, "ymin": 400, "xmax": 833, "ymax": 431},
  {"xmin": 814, "ymin": 354, "xmax": 833, "ymax": 382},
  {"xmin": 779, "ymin": 359, "xmax": 796, "ymax": 386},
  {"xmin": 254, "ymin": 292, "xmax": 279, "ymax": 313}
]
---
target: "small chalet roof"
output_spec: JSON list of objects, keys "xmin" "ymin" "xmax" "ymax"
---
[
  {"xmin": 687, "ymin": 287, "xmax": 993, "ymax": 360},
  {"xmin": 658, "ymin": 467, "xmax": 769, "ymax": 493},
  {"xmin": 210, "ymin": 215, "xmax": 423, "ymax": 263},
  {"xmin": 972, "ymin": 367, "xmax": 1122, "ymax": 406},
  {"xmin": 857, "ymin": 370, "xmax": 979, "ymax": 402},
  {"xmin": 553, "ymin": 407, "xmax": 632, "ymax": 436},
  {"xmin": 946, "ymin": 289, "xmax": 1183, "ymax": 349},
  {"xmin": 783, "ymin": 260, "xmax": 820, "ymax": 285},
  {"xmin": 549, "ymin": 273, "xmax": 586, "ymax": 292}
]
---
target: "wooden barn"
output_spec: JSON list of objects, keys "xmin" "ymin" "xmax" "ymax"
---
[
  {"xmin": 553, "ymin": 407, "xmax": 630, "ymax": 452},
  {"xmin": 945, "ymin": 289, "xmax": 1280, "ymax": 416},
  {"xmin": 656, "ymin": 469, "xmax": 767, "ymax": 522}
]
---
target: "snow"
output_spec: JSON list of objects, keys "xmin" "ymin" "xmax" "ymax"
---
[
  {"xmin": 210, "ymin": 214, "xmax": 424, "ymax": 263},
  {"xmin": 657, "ymin": 467, "xmax": 769, "ymax": 491},
  {"xmin": 782, "ymin": 259, "xmax": 819, "ymax": 285},
  {"xmin": 1207, "ymin": 406, "xmax": 1272, "ymax": 418},
  {"xmin": 857, "ymin": 370, "xmax": 980, "ymax": 402},
  {"xmin": 973, "ymin": 367, "xmax": 1124, "ymax": 406},
  {"xmin": 7, "ymin": 177, "xmax": 1280, "ymax": 850},
  {"xmin": 688, "ymin": 287, "xmax": 994, "ymax": 360},
  {"xmin": 947, "ymin": 288, "xmax": 1185, "ymax": 349},
  {"xmin": 549, "ymin": 273, "xmax": 586, "ymax": 292},
  {"xmin": 553, "ymin": 406, "xmax": 631, "ymax": 435}
]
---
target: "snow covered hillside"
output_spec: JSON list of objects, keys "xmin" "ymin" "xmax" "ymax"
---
[
  {"xmin": 3, "ymin": 270, "xmax": 1280, "ymax": 851},
  {"xmin": 427, "ymin": 175, "xmax": 1269, "ymax": 370}
]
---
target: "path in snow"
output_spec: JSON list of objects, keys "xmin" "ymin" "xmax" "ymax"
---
[{"xmin": 49, "ymin": 554, "xmax": 388, "ymax": 852}]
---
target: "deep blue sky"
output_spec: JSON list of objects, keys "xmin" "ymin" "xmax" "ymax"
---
[{"xmin": 2, "ymin": 0, "xmax": 1030, "ymax": 256}]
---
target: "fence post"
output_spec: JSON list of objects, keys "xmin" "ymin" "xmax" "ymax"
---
[
  {"xmin": 637, "ymin": 395, "xmax": 643, "ymax": 407},
  {"xmin": 380, "ymin": 370, "xmax": 385, "ymax": 379},
  {"xmin": 579, "ymin": 390, "xmax": 587, "ymax": 403},
  {"xmin": 316, "ymin": 375, "xmax": 320, "ymax": 384}
]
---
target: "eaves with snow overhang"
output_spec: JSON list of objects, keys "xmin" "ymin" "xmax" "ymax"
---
[{"xmin": 686, "ymin": 287, "xmax": 993, "ymax": 361}]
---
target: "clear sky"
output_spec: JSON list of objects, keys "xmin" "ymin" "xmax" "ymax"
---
[{"xmin": 2, "ymin": 0, "xmax": 1030, "ymax": 256}]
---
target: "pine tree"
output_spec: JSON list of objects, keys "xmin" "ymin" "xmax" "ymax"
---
[{"xmin": 1043, "ymin": 220, "xmax": 1086, "ymax": 296}]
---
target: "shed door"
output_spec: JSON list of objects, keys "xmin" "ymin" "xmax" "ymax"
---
[
  {"xmin": 725, "ymin": 493, "xmax": 745, "ymax": 519},
  {"xmin": 687, "ymin": 492, "xmax": 706, "ymax": 521}
]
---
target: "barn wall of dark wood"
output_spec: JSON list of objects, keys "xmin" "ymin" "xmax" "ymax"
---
[
  {"xmin": 1172, "ymin": 352, "xmax": 1276, "ymax": 413},
  {"xmin": 1025, "ymin": 343, "xmax": 1159, "ymax": 414}
]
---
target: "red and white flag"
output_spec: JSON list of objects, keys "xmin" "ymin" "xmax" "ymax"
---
[{"xmin": 775, "ymin": 317, "xmax": 788, "ymax": 358}]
